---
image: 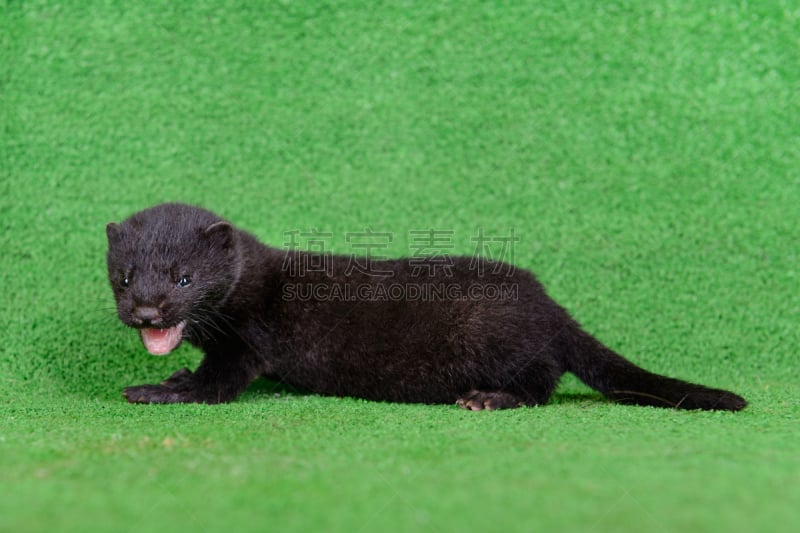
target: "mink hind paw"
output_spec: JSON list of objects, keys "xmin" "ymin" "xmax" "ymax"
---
[{"xmin": 456, "ymin": 390, "xmax": 526, "ymax": 411}]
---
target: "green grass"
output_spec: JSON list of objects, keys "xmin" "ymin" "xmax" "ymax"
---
[{"xmin": 2, "ymin": 1, "xmax": 799, "ymax": 531}]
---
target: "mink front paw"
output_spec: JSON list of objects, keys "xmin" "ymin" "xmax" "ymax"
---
[
  {"xmin": 123, "ymin": 368, "xmax": 202, "ymax": 404},
  {"xmin": 123, "ymin": 383, "xmax": 193, "ymax": 404}
]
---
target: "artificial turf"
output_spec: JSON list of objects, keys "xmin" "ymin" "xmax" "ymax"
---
[{"xmin": 1, "ymin": 1, "xmax": 798, "ymax": 531}]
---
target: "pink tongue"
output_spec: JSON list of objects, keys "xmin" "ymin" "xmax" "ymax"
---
[{"xmin": 140, "ymin": 322, "xmax": 185, "ymax": 356}]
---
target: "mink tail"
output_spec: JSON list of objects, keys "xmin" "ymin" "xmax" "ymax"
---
[{"xmin": 559, "ymin": 327, "xmax": 746, "ymax": 411}]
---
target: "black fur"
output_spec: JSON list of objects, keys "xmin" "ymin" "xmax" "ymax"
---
[{"xmin": 106, "ymin": 203, "xmax": 746, "ymax": 411}]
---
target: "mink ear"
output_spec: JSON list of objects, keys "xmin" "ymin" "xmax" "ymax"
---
[
  {"xmin": 106, "ymin": 222, "xmax": 122, "ymax": 245},
  {"xmin": 203, "ymin": 221, "xmax": 235, "ymax": 250}
]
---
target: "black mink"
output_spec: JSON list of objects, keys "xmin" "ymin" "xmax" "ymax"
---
[{"xmin": 106, "ymin": 203, "xmax": 746, "ymax": 411}]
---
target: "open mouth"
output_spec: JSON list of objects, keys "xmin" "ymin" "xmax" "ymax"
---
[{"xmin": 140, "ymin": 321, "xmax": 186, "ymax": 356}]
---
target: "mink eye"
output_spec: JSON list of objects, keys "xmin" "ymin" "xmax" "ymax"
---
[
  {"xmin": 120, "ymin": 275, "xmax": 130, "ymax": 288},
  {"xmin": 178, "ymin": 275, "xmax": 192, "ymax": 288}
]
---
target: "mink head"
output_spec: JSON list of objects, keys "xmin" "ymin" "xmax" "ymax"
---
[{"xmin": 106, "ymin": 203, "xmax": 240, "ymax": 354}]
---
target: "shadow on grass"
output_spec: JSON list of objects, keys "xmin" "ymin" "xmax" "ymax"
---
[
  {"xmin": 549, "ymin": 392, "xmax": 607, "ymax": 407},
  {"xmin": 239, "ymin": 378, "xmax": 308, "ymax": 402},
  {"xmin": 239, "ymin": 379, "xmax": 608, "ymax": 408}
]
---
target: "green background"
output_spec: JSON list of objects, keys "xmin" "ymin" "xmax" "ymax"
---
[{"xmin": 2, "ymin": 1, "xmax": 798, "ymax": 531}]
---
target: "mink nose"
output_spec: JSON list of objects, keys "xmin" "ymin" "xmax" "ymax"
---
[{"xmin": 133, "ymin": 306, "xmax": 163, "ymax": 326}]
